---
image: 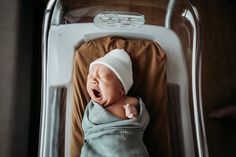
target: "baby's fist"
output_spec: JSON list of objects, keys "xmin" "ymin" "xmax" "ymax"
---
[{"xmin": 123, "ymin": 104, "xmax": 138, "ymax": 119}]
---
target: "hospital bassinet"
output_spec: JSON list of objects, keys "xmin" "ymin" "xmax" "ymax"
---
[{"xmin": 39, "ymin": 0, "xmax": 209, "ymax": 157}]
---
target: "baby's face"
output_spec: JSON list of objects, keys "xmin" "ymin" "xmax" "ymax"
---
[{"xmin": 86, "ymin": 64, "xmax": 125, "ymax": 107}]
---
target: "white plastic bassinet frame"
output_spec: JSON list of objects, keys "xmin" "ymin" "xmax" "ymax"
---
[{"xmin": 39, "ymin": 0, "xmax": 209, "ymax": 157}]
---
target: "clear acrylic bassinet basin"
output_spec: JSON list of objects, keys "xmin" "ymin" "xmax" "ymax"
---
[{"xmin": 39, "ymin": 0, "xmax": 209, "ymax": 157}]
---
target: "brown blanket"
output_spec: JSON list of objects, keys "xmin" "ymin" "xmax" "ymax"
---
[{"xmin": 71, "ymin": 36, "xmax": 170, "ymax": 157}]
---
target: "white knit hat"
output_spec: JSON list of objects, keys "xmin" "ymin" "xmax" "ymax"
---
[{"xmin": 89, "ymin": 49, "xmax": 133, "ymax": 94}]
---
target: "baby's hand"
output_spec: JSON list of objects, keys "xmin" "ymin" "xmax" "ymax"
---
[{"xmin": 123, "ymin": 104, "xmax": 138, "ymax": 119}]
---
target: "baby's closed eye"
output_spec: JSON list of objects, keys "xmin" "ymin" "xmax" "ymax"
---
[{"xmin": 99, "ymin": 72, "xmax": 113, "ymax": 79}]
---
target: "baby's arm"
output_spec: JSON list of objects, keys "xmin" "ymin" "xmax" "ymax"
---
[
  {"xmin": 106, "ymin": 97, "xmax": 139, "ymax": 119},
  {"xmin": 124, "ymin": 103, "xmax": 139, "ymax": 119}
]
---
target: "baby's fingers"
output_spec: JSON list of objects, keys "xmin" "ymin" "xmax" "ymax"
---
[{"xmin": 124, "ymin": 103, "xmax": 138, "ymax": 119}]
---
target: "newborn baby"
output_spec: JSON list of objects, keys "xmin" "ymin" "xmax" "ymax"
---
[
  {"xmin": 86, "ymin": 51, "xmax": 138, "ymax": 119},
  {"xmin": 81, "ymin": 49, "xmax": 150, "ymax": 157}
]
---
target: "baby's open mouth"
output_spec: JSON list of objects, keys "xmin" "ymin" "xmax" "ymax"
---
[{"xmin": 93, "ymin": 89, "xmax": 102, "ymax": 98}]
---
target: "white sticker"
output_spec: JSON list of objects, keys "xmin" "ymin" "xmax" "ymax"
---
[{"xmin": 94, "ymin": 11, "xmax": 145, "ymax": 29}]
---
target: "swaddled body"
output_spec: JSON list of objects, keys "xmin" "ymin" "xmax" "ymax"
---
[
  {"xmin": 80, "ymin": 49, "xmax": 150, "ymax": 156},
  {"xmin": 81, "ymin": 98, "xmax": 149, "ymax": 157}
]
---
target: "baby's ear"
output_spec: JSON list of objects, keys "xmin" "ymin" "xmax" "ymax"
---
[{"xmin": 121, "ymin": 87, "xmax": 126, "ymax": 95}]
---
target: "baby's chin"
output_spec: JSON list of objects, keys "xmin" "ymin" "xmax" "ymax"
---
[
  {"xmin": 98, "ymin": 96, "xmax": 124, "ymax": 108},
  {"xmin": 91, "ymin": 96, "xmax": 112, "ymax": 107},
  {"xmin": 93, "ymin": 98, "xmax": 108, "ymax": 106}
]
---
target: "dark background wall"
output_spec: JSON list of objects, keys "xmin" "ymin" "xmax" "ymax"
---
[
  {"xmin": 0, "ymin": 0, "xmax": 44, "ymax": 156},
  {"xmin": 198, "ymin": 0, "xmax": 236, "ymax": 157},
  {"xmin": 0, "ymin": 0, "xmax": 235, "ymax": 157}
]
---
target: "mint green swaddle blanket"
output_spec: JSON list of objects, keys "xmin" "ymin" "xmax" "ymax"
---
[{"xmin": 80, "ymin": 97, "xmax": 150, "ymax": 157}]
